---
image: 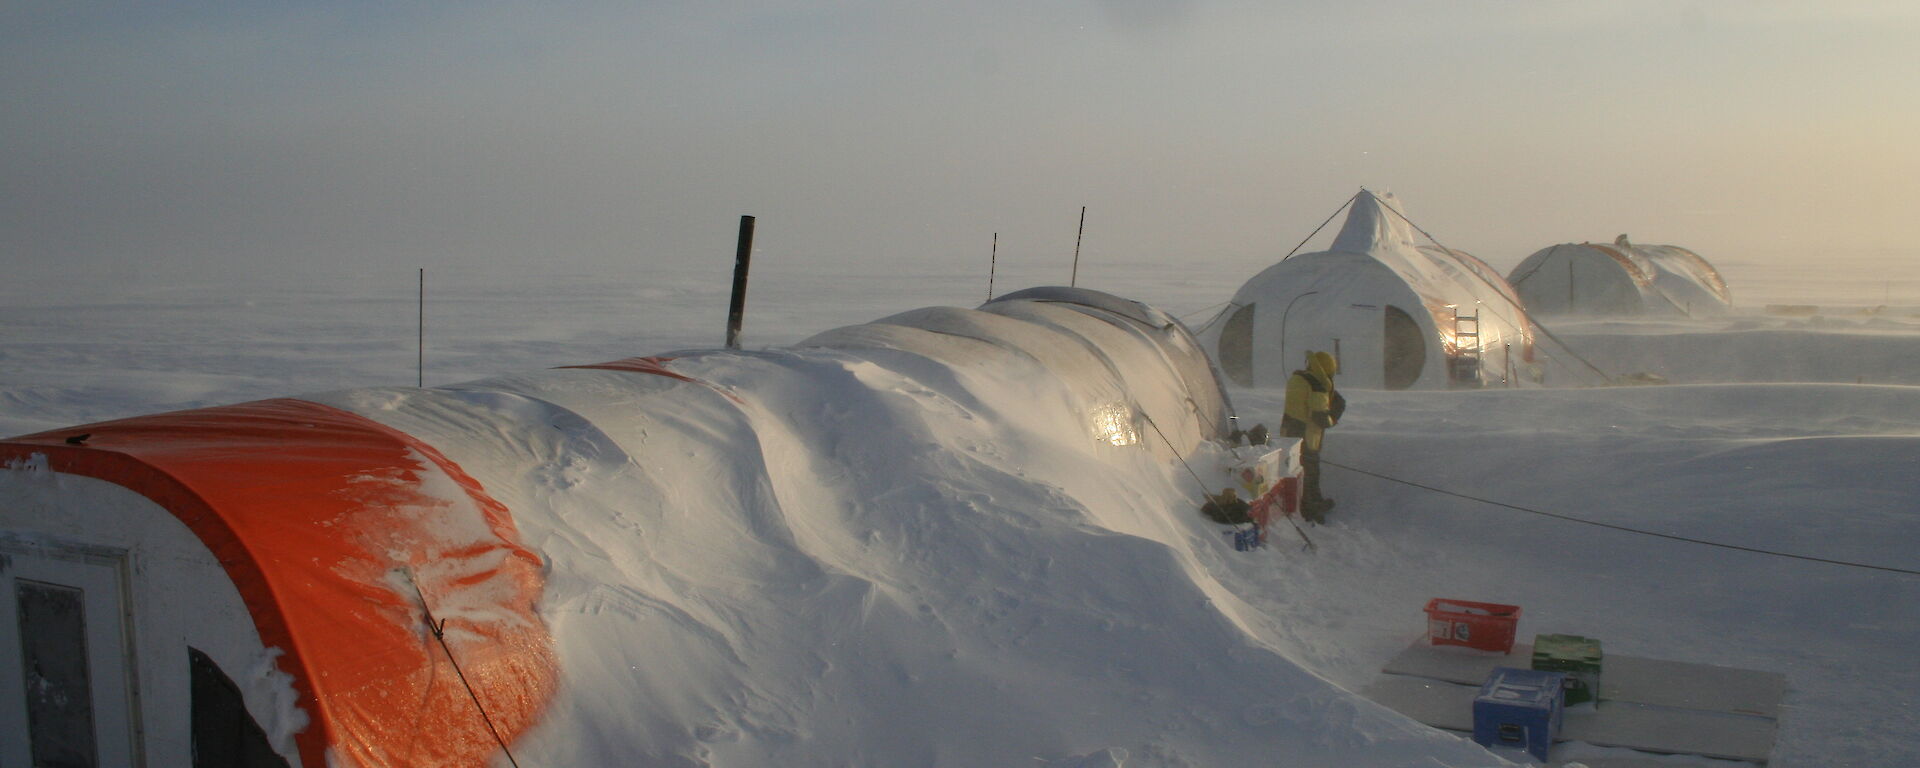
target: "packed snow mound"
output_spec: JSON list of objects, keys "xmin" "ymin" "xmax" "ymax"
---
[
  {"xmin": 287, "ymin": 288, "xmax": 1500, "ymax": 766},
  {"xmin": 8, "ymin": 287, "xmax": 1519, "ymax": 766}
]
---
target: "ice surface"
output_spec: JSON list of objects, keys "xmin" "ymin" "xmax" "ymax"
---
[{"xmin": 4, "ymin": 257, "xmax": 1919, "ymax": 766}]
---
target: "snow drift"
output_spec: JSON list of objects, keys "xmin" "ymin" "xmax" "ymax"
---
[{"xmin": 0, "ymin": 287, "xmax": 1500, "ymax": 767}]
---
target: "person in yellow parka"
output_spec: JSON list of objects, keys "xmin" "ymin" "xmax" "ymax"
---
[{"xmin": 1281, "ymin": 350, "xmax": 1345, "ymax": 522}]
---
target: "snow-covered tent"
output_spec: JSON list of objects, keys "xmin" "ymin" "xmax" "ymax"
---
[
  {"xmin": 0, "ymin": 401, "xmax": 559, "ymax": 768},
  {"xmin": 806, "ymin": 286, "xmax": 1233, "ymax": 458},
  {"xmin": 1201, "ymin": 190, "xmax": 1536, "ymax": 390},
  {"xmin": 1506, "ymin": 235, "xmax": 1733, "ymax": 316},
  {"xmin": 0, "ymin": 287, "xmax": 1233, "ymax": 767}
]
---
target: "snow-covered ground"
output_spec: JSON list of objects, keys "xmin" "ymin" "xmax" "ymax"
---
[{"xmin": 4, "ymin": 253, "xmax": 1918, "ymax": 766}]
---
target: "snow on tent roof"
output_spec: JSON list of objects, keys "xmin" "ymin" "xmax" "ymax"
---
[
  {"xmin": 990, "ymin": 285, "xmax": 1165, "ymax": 328},
  {"xmin": 1201, "ymin": 190, "xmax": 1536, "ymax": 390},
  {"xmin": 985, "ymin": 286, "xmax": 1234, "ymax": 441},
  {"xmin": 1507, "ymin": 235, "xmax": 1732, "ymax": 316},
  {"xmin": 805, "ymin": 287, "xmax": 1231, "ymax": 457},
  {"xmin": 3, "ymin": 287, "xmax": 1307, "ymax": 767},
  {"xmin": 0, "ymin": 399, "xmax": 556, "ymax": 768}
]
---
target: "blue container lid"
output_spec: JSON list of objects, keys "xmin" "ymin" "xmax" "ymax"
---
[{"xmin": 1476, "ymin": 666, "xmax": 1565, "ymax": 707}]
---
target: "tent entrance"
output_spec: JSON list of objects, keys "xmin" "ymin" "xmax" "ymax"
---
[
  {"xmin": 0, "ymin": 538, "xmax": 139, "ymax": 768},
  {"xmin": 1218, "ymin": 303, "xmax": 1255, "ymax": 387},
  {"xmin": 1383, "ymin": 306, "xmax": 1425, "ymax": 390}
]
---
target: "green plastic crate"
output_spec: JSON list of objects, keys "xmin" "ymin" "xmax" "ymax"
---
[{"xmin": 1531, "ymin": 634, "xmax": 1603, "ymax": 706}]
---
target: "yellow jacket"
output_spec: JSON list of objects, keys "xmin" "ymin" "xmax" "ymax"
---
[{"xmin": 1284, "ymin": 352, "xmax": 1343, "ymax": 451}]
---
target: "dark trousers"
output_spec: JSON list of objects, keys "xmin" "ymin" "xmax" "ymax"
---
[{"xmin": 1301, "ymin": 447, "xmax": 1324, "ymax": 509}]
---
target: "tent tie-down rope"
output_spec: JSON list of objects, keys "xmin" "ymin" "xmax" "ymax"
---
[
  {"xmin": 1142, "ymin": 412, "xmax": 1316, "ymax": 551},
  {"xmin": 1187, "ymin": 301, "xmax": 1242, "ymax": 337},
  {"xmin": 1282, "ymin": 191, "xmax": 1359, "ymax": 264},
  {"xmin": 1505, "ymin": 244, "xmax": 1561, "ymax": 289},
  {"xmin": 408, "ymin": 573, "xmax": 525, "ymax": 768},
  {"xmin": 1324, "ymin": 460, "xmax": 1920, "ymax": 577},
  {"xmin": 1372, "ymin": 196, "xmax": 1616, "ymax": 386},
  {"xmin": 1179, "ymin": 300, "xmax": 1234, "ymax": 324},
  {"xmin": 1189, "ymin": 192, "xmax": 1363, "ymax": 339}
]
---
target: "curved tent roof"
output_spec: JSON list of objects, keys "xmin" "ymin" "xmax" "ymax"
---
[
  {"xmin": 980, "ymin": 289, "xmax": 1231, "ymax": 449},
  {"xmin": 0, "ymin": 288, "xmax": 1231, "ymax": 767},
  {"xmin": 802, "ymin": 286, "xmax": 1231, "ymax": 458},
  {"xmin": 0, "ymin": 399, "xmax": 557, "ymax": 767},
  {"xmin": 1507, "ymin": 235, "xmax": 1732, "ymax": 316},
  {"xmin": 1201, "ymin": 190, "xmax": 1536, "ymax": 390}
]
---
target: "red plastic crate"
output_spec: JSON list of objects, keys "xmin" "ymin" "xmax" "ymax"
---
[
  {"xmin": 1425, "ymin": 598, "xmax": 1521, "ymax": 653},
  {"xmin": 1246, "ymin": 476, "xmax": 1301, "ymax": 546}
]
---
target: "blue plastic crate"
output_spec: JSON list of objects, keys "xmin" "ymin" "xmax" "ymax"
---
[{"xmin": 1473, "ymin": 666, "xmax": 1566, "ymax": 762}]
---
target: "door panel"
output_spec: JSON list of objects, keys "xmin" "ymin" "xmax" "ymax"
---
[
  {"xmin": 1383, "ymin": 305, "xmax": 1425, "ymax": 390},
  {"xmin": 0, "ymin": 545, "xmax": 137, "ymax": 768}
]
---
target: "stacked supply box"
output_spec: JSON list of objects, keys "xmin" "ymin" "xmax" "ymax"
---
[
  {"xmin": 1425, "ymin": 598, "xmax": 1521, "ymax": 653},
  {"xmin": 1473, "ymin": 666, "xmax": 1566, "ymax": 762},
  {"xmin": 1227, "ymin": 440, "xmax": 1304, "ymax": 545},
  {"xmin": 1532, "ymin": 633, "xmax": 1603, "ymax": 706}
]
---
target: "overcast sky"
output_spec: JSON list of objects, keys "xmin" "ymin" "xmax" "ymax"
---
[{"xmin": 5, "ymin": 1, "xmax": 1917, "ymax": 283}]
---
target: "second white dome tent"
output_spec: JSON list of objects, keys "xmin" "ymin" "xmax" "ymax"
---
[
  {"xmin": 1506, "ymin": 235, "xmax": 1733, "ymax": 317},
  {"xmin": 1201, "ymin": 190, "xmax": 1538, "ymax": 390}
]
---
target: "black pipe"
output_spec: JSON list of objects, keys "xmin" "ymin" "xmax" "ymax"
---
[{"xmin": 726, "ymin": 215, "xmax": 755, "ymax": 349}]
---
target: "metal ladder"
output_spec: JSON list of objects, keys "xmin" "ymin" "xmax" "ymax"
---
[{"xmin": 1449, "ymin": 306, "xmax": 1483, "ymax": 387}]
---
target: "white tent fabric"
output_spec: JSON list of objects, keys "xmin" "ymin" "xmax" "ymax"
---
[
  {"xmin": 1202, "ymin": 191, "xmax": 1537, "ymax": 390},
  {"xmin": 805, "ymin": 287, "xmax": 1232, "ymax": 459},
  {"xmin": 1507, "ymin": 235, "xmax": 1732, "ymax": 317}
]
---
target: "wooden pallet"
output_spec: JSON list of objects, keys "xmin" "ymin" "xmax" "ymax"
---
[{"xmin": 1364, "ymin": 641, "xmax": 1784, "ymax": 765}]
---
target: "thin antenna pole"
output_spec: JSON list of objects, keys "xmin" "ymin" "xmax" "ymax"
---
[
  {"xmin": 417, "ymin": 268, "xmax": 424, "ymax": 387},
  {"xmin": 987, "ymin": 232, "xmax": 998, "ymax": 303},
  {"xmin": 1070, "ymin": 206, "xmax": 1086, "ymax": 287}
]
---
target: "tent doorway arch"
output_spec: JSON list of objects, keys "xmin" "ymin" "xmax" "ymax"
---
[
  {"xmin": 1218, "ymin": 303, "xmax": 1255, "ymax": 387},
  {"xmin": 1383, "ymin": 305, "xmax": 1425, "ymax": 390}
]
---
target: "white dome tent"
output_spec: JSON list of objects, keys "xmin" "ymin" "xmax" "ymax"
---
[
  {"xmin": 1201, "ymin": 190, "xmax": 1537, "ymax": 390},
  {"xmin": 1506, "ymin": 235, "xmax": 1733, "ymax": 317}
]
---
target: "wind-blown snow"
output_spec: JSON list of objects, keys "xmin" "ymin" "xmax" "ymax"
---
[
  {"xmin": 5, "ymin": 258, "xmax": 1920, "ymax": 766},
  {"xmin": 308, "ymin": 327, "xmax": 1489, "ymax": 765}
]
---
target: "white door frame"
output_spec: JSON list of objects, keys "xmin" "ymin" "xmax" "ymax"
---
[{"xmin": 0, "ymin": 537, "xmax": 143, "ymax": 768}]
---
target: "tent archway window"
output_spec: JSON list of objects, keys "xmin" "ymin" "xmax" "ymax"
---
[
  {"xmin": 1383, "ymin": 305, "xmax": 1424, "ymax": 390},
  {"xmin": 1218, "ymin": 303, "xmax": 1255, "ymax": 387}
]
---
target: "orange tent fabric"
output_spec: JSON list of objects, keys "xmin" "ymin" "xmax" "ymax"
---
[
  {"xmin": 558, "ymin": 354, "xmax": 699, "ymax": 382},
  {"xmin": 1, "ymin": 398, "xmax": 556, "ymax": 767},
  {"xmin": 561, "ymin": 355, "xmax": 742, "ymax": 402}
]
